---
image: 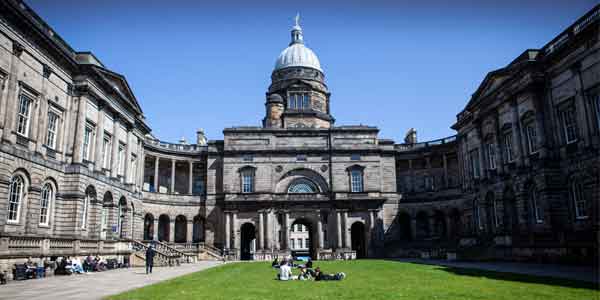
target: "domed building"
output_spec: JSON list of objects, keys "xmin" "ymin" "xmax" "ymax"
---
[{"xmin": 0, "ymin": 1, "xmax": 597, "ymax": 276}]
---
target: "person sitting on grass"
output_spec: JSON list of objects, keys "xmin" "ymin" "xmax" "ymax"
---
[
  {"xmin": 271, "ymin": 258, "xmax": 279, "ymax": 268},
  {"xmin": 298, "ymin": 268, "xmax": 312, "ymax": 280},
  {"xmin": 277, "ymin": 260, "xmax": 295, "ymax": 281},
  {"xmin": 314, "ymin": 267, "xmax": 346, "ymax": 281}
]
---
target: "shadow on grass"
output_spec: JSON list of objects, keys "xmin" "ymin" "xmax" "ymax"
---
[{"xmin": 390, "ymin": 260, "xmax": 598, "ymax": 291}]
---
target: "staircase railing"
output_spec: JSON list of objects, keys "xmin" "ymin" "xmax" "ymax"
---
[{"xmin": 132, "ymin": 240, "xmax": 178, "ymax": 266}]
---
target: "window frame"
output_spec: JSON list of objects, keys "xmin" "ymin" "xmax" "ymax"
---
[
  {"xmin": 117, "ymin": 143, "xmax": 126, "ymax": 176},
  {"xmin": 240, "ymin": 168, "xmax": 255, "ymax": 193},
  {"xmin": 82, "ymin": 123, "xmax": 95, "ymax": 161},
  {"xmin": 571, "ymin": 180, "xmax": 588, "ymax": 219},
  {"xmin": 503, "ymin": 132, "xmax": 514, "ymax": 163},
  {"xmin": 45, "ymin": 111, "xmax": 60, "ymax": 150},
  {"xmin": 16, "ymin": 93, "xmax": 33, "ymax": 137},
  {"xmin": 559, "ymin": 103, "xmax": 578, "ymax": 144},
  {"xmin": 486, "ymin": 143, "xmax": 497, "ymax": 170},
  {"xmin": 468, "ymin": 149, "xmax": 480, "ymax": 179},
  {"xmin": 349, "ymin": 168, "xmax": 364, "ymax": 193},
  {"xmin": 102, "ymin": 133, "xmax": 112, "ymax": 169},
  {"xmin": 39, "ymin": 182, "xmax": 54, "ymax": 226},
  {"xmin": 287, "ymin": 92, "xmax": 311, "ymax": 110},
  {"xmin": 524, "ymin": 121, "xmax": 539, "ymax": 154},
  {"xmin": 530, "ymin": 188, "xmax": 544, "ymax": 224},
  {"xmin": 7, "ymin": 175, "xmax": 25, "ymax": 223}
]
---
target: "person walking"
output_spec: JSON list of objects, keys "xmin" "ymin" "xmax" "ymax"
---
[{"xmin": 145, "ymin": 244, "xmax": 156, "ymax": 274}]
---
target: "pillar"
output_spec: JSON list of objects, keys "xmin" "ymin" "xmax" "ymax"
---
[
  {"xmin": 343, "ymin": 211, "xmax": 349, "ymax": 248},
  {"xmin": 283, "ymin": 212, "xmax": 289, "ymax": 250},
  {"xmin": 169, "ymin": 219, "xmax": 175, "ymax": 243},
  {"xmin": 317, "ymin": 213, "xmax": 324, "ymax": 249},
  {"xmin": 110, "ymin": 115, "xmax": 119, "ymax": 177},
  {"xmin": 153, "ymin": 219, "xmax": 159, "ymax": 241},
  {"xmin": 72, "ymin": 96, "xmax": 87, "ymax": 163},
  {"xmin": 442, "ymin": 153, "xmax": 449, "ymax": 188},
  {"xmin": 265, "ymin": 211, "xmax": 271, "ymax": 250},
  {"xmin": 186, "ymin": 220, "xmax": 193, "ymax": 243},
  {"xmin": 170, "ymin": 159, "xmax": 176, "ymax": 193},
  {"xmin": 225, "ymin": 212, "xmax": 231, "ymax": 249},
  {"xmin": 336, "ymin": 211, "xmax": 342, "ymax": 249},
  {"xmin": 124, "ymin": 128, "xmax": 133, "ymax": 183},
  {"xmin": 232, "ymin": 212, "xmax": 238, "ymax": 249},
  {"xmin": 258, "ymin": 211, "xmax": 264, "ymax": 250},
  {"xmin": 153, "ymin": 156, "xmax": 159, "ymax": 192},
  {"xmin": 93, "ymin": 104, "xmax": 105, "ymax": 171},
  {"xmin": 188, "ymin": 161, "xmax": 194, "ymax": 194}
]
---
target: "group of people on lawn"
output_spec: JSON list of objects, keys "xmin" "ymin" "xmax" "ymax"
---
[{"xmin": 273, "ymin": 258, "xmax": 346, "ymax": 281}]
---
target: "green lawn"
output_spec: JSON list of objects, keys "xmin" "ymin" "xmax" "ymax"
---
[{"xmin": 107, "ymin": 260, "xmax": 598, "ymax": 300}]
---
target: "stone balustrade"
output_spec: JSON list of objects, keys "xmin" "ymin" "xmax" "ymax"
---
[{"xmin": 0, "ymin": 236, "xmax": 132, "ymax": 258}]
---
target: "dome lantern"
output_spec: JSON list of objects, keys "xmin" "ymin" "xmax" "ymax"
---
[{"xmin": 274, "ymin": 14, "xmax": 322, "ymax": 72}]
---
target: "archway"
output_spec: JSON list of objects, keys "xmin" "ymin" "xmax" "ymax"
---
[
  {"xmin": 397, "ymin": 212, "xmax": 412, "ymax": 241},
  {"xmin": 350, "ymin": 222, "xmax": 366, "ymax": 258},
  {"xmin": 193, "ymin": 215, "xmax": 205, "ymax": 243},
  {"xmin": 158, "ymin": 214, "xmax": 170, "ymax": 242},
  {"xmin": 290, "ymin": 218, "xmax": 315, "ymax": 259},
  {"xmin": 118, "ymin": 197, "xmax": 127, "ymax": 238},
  {"xmin": 416, "ymin": 211, "xmax": 430, "ymax": 239},
  {"xmin": 101, "ymin": 192, "xmax": 112, "ymax": 240},
  {"xmin": 240, "ymin": 223, "xmax": 256, "ymax": 260},
  {"xmin": 433, "ymin": 210, "xmax": 446, "ymax": 239},
  {"xmin": 175, "ymin": 215, "xmax": 187, "ymax": 243},
  {"xmin": 143, "ymin": 213, "xmax": 154, "ymax": 240},
  {"xmin": 448, "ymin": 208, "xmax": 462, "ymax": 241},
  {"xmin": 503, "ymin": 188, "xmax": 518, "ymax": 234}
]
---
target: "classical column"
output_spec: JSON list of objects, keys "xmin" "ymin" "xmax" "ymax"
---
[
  {"xmin": 342, "ymin": 211, "xmax": 349, "ymax": 249},
  {"xmin": 225, "ymin": 212, "xmax": 231, "ymax": 249},
  {"xmin": 336, "ymin": 211, "xmax": 342, "ymax": 249},
  {"xmin": 317, "ymin": 213, "xmax": 324, "ymax": 249},
  {"xmin": 72, "ymin": 96, "xmax": 87, "ymax": 163},
  {"xmin": 93, "ymin": 104, "xmax": 105, "ymax": 172},
  {"xmin": 369, "ymin": 210, "xmax": 376, "ymax": 230},
  {"xmin": 264, "ymin": 211, "xmax": 271, "ymax": 250},
  {"xmin": 110, "ymin": 116, "xmax": 119, "ymax": 177},
  {"xmin": 258, "ymin": 212, "xmax": 264, "ymax": 250},
  {"xmin": 124, "ymin": 128, "xmax": 133, "ymax": 183},
  {"xmin": 283, "ymin": 212, "xmax": 290, "ymax": 250},
  {"xmin": 168, "ymin": 219, "xmax": 175, "ymax": 243},
  {"xmin": 153, "ymin": 218, "xmax": 159, "ymax": 241},
  {"xmin": 188, "ymin": 161, "xmax": 194, "ymax": 194},
  {"xmin": 170, "ymin": 159, "xmax": 176, "ymax": 194},
  {"xmin": 186, "ymin": 220, "xmax": 194, "ymax": 243},
  {"xmin": 153, "ymin": 156, "xmax": 159, "ymax": 192},
  {"xmin": 232, "ymin": 212, "xmax": 238, "ymax": 249}
]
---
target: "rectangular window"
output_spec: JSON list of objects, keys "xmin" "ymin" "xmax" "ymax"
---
[
  {"xmin": 82, "ymin": 124, "xmax": 94, "ymax": 161},
  {"xmin": 117, "ymin": 143, "xmax": 125, "ymax": 176},
  {"xmin": 102, "ymin": 134, "xmax": 112, "ymax": 169},
  {"xmin": 16, "ymin": 94, "xmax": 33, "ymax": 136},
  {"xmin": 350, "ymin": 154, "xmax": 361, "ymax": 161},
  {"xmin": 305, "ymin": 238, "xmax": 309, "ymax": 248},
  {"xmin": 487, "ymin": 143, "xmax": 497, "ymax": 170},
  {"xmin": 350, "ymin": 169, "xmax": 364, "ymax": 192},
  {"xmin": 469, "ymin": 150, "xmax": 480, "ymax": 179},
  {"xmin": 290, "ymin": 238, "xmax": 295, "ymax": 249},
  {"xmin": 525, "ymin": 123, "xmax": 538, "ymax": 154},
  {"xmin": 288, "ymin": 92, "xmax": 310, "ymax": 110},
  {"xmin": 242, "ymin": 170, "xmax": 254, "ymax": 193},
  {"xmin": 531, "ymin": 189, "xmax": 543, "ymax": 223},
  {"xmin": 592, "ymin": 93, "xmax": 600, "ymax": 132},
  {"xmin": 572, "ymin": 182, "xmax": 587, "ymax": 219},
  {"xmin": 503, "ymin": 133, "xmax": 514, "ymax": 162},
  {"xmin": 560, "ymin": 105, "xmax": 578, "ymax": 144},
  {"xmin": 46, "ymin": 111, "xmax": 59, "ymax": 149},
  {"xmin": 131, "ymin": 155, "xmax": 137, "ymax": 182}
]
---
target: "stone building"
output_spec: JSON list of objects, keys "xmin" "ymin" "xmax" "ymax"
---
[{"xmin": 0, "ymin": 0, "xmax": 597, "ymax": 278}]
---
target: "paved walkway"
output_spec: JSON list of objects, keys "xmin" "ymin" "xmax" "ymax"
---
[
  {"xmin": 394, "ymin": 258, "xmax": 597, "ymax": 284},
  {"xmin": 0, "ymin": 261, "xmax": 222, "ymax": 300}
]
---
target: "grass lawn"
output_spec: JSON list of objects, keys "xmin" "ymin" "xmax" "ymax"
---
[{"xmin": 107, "ymin": 260, "xmax": 598, "ymax": 300}]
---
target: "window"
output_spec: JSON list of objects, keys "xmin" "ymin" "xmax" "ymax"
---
[
  {"xmin": 131, "ymin": 155, "xmax": 137, "ymax": 182},
  {"xmin": 102, "ymin": 134, "xmax": 112, "ymax": 169},
  {"xmin": 530, "ymin": 188, "xmax": 543, "ymax": 223},
  {"xmin": 288, "ymin": 178, "xmax": 318, "ymax": 193},
  {"xmin": 296, "ymin": 154, "xmax": 307, "ymax": 161},
  {"xmin": 487, "ymin": 143, "xmax": 497, "ymax": 170},
  {"xmin": 39, "ymin": 183, "xmax": 53, "ymax": 225},
  {"xmin": 350, "ymin": 154, "xmax": 361, "ymax": 161},
  {"xmin": 82, "ymin": 191, "xmax": 90, "ymax": 229},
  {"xmin": 242, "ymin": 155, "xmax": 253, "ymax": 162},
  {"xmin": 46, "ymin": 112, "xmax": 59, "ymax": 149},
  {"xmin": 503, "ymin": 133, "xmax": 514, "ymax": 162},
  {"xmin": 305, "ymin": 238, "xmax": 309, "ymax": 248},
  {"xmin": 82, "ymin": 123, "xmax": 94, "ymax": 161},
  {"xmin": 473, "ymin": 199, "xmax": 482, "ymax": 230},
  {"xmin": 560, "ymin": 104, "xmax": 578, "ymax": 144},
  {"xmin": 571, "ymin": 180, "xmax": 587, "ymax": 219},
  {"xmin": 350, "ymin": 168, "xmax": 364, "ymax": 193},
  {"xmin": 117, "ymin": 143, "xmax": 125, "ymax": 176},
  {"xmin": 7, "ymin": 176, "xmax": 25, "ymax": 222},
  {"xmin": 241, "ymin": 169, "xmax": 254, "ymax": 193},
  {"xmin": 290, "ymin": 238, "xmax": 295, "ymax": 249},
  {"xmin": 493, "ymin": 199, "xmax": 502, "ymax": 228},
  {"xmin": 298, "ymin": 238, "xmax": 302, "ymax": 248},
  {"xmin": 16, "ymin": 94, "xmax": 33, "ymax": 136},
  {"xmin": 424, "ymin": 176, "xmax": 434, "ymax": 191},
  {"xmin": 288, "ymin": 92, "xmax": 310, "ymax": 110},
  {"xmin": 468, "ymin": 150, "xmax": 480, "ymax": 179},
  {"xmin": 524, "ymin": 122, "xmax": 538, "ymax": 154},
  {"xmin": 591, "ymin": 93, "xmax": 600, "ymax": 132}
]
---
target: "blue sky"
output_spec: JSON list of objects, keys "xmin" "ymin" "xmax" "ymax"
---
[{"xmin": 27, "ymin": 0, "xmax": 596, "ymax": 143}]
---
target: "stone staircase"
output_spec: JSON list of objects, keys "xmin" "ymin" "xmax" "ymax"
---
[{"xmin": 131, "ymin": 241, "xmax": 222, "ymax": 267}]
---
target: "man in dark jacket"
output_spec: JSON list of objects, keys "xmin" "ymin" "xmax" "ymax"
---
[{"xmin": 145, "ymin": 244, "xmax": 156, "ymax": 274}]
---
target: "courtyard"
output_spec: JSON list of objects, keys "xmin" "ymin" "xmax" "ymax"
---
[{"xmin": 106, "ymin": 260, "xmax": 597, "ymax": 300}]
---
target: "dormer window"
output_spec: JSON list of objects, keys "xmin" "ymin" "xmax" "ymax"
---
[{"xmin": 288, "ymin": 92, "xmax": 310, "ymax": 110}]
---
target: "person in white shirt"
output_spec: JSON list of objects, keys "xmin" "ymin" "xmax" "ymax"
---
[{"xmin": 278, "ymin": 260, "xmax": 293, "ymax": 281}]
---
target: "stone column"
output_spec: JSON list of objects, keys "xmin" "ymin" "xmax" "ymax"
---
[
  {"xmin": 317, "ymin": 212, "xmax": 324, "ymax": 249},
  {"xmin": 343, "ymin": 211, "xmax": 349, "ymax": 248},
  {"xmin": 283, "ymin": 212, "xmax": 290, "ymax": 250},
  {"xmin": 188, "ymin": 161, "xmax": 194, "ymax": 194},
  {"xmin": 169, "ymin": 219, "xmax": 175, "ymax": 243},
  {"xmin": 153, "ymin": 156, "xmax": 159, "ymax": 192},
  {"xmin": 170, "ymin": 159, "xmax": 176, "ymax": 194},
  {"xmin": 153, "ymin": 219, "xmax": 159, "ymax": 241},
  {"xmin": 442, "ymin": 153, "xmax": 449, "ymax": 188},
  {"xmin": 0, "ymin": 50, "xmax": 20, "ymax": 140},
  {"xmin": 72, "ymin": 96, "xmax": 87, "ymax": 163},
  {"xmin": 124, "ymin": 128, "xmax": 133, "ymax": 183},
  {"xmin": 186, "ymin": 220, "xmax": 193, "ymax": 243},
  {"xmin": 511, "ymin": 103, "xmax": 525, "ymax": 167},
  {"xmin": 258, "ymin": 211, "xmax": 264, "ymax": 250},
  {"xmin": 110, "ymin": 116, "xmax": 119, "ymax": 177},
  {"xmin": 232, "ymin": 212, "xmax": 238, "ymax": 250},
  {"xmin": 225, "ymin": 212, "xmax": 231, "ymax": 249},
  {"xmin": 93, "ymin": 104, "xmax": 105, "ymax": 172},
  {"xmin": 336, "ymin": 211, "xmax": 342, "ymax": 249},
  {"xmin": 265, "ymin": 211, "xmax": 271, "ymax": 250}
]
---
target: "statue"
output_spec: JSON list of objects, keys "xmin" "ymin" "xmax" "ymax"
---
[{"xmin": 295, "ymin": 13, "xmax": 300, "ymax": 27}]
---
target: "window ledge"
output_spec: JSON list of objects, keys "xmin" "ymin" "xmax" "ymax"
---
[
  {"xmin": 38, "ymin": 223, "xmax": 50, "ymax": 228},
  {"xmin": 6, "ymin": 220, "xmax": 20, "ymax": 225},
  {"xmin": 575, "ymin": 216, "xmax": 589, "ymax": 220}
]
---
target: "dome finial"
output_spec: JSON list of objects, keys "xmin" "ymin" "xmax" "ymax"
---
[{"xmin": 290, "ymin": 13, "xmax": 303, "ymax": 45}]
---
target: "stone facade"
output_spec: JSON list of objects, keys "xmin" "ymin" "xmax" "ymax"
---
[{"xmin": 0, "ymin": 0, "xmax": 597, "ymax": 278}]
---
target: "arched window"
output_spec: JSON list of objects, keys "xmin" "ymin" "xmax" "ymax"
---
[
  {"xmin": 240, "ymin": 167, "xmax": 255, "ymax": 193},
  {"xmin": 571, "ymin": 180, "xmax": 587, "ymax": 219},
  {"xmin": 39, "ymin": 183, "xmax": 54, "ymax": 226},
  {"xmin": 530, "ymin": 187, "xmax": 543, "ymax": 223},
  {"xmin": 82, "ymin": 187, "xmax": 94, "ymax": 229},
  {"xmin": 349, "ymin": 167, "xmax": 364, "ymax": 193},
  {"xmin": 288, "ymin": 178, "xmax": 318, "ymax": 193},
  {"xmin": 7, "ymin": 175, "xmax": 25, "ymax": 222}
]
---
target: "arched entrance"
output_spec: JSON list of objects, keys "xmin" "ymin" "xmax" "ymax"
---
[
  {"xmin": 503, "ymin": 188, "xmax": 518, "ymax": 234},
  {"xmin": 118, "ymin": 197, "xmax": 127, "ymax": 238},
  {"xmin": 240, "ymin": 223, "xmax": 256, "ymax": 260},
  {"xmin": 290, "ymin": 219, "xmax": 314, "ymax": 259},
  {"xmin": 416, "ymin": 211, "xmax": 430, "ymax": 239},
  {"xmin": 448, "ymin": 208, "xmax": 462, "ymax": 242},
  {"xmin": 433, "ymin": 210, "xmax": 446, "ymax": 240},
  {"xmin": 143, "ymin": 213, "xmax": 154, "ymax": 240},
  {"xmin": 158, "ymin": 214, "xmax": 170, "ymax": 242},
  {"xmin": 350, "ymin": 222, "xmax": 366, "ymax": 258},
  {"xmin": 175, "ymin": 215, "xmax": 187, "ymax": 243},
  {"xmin": 397, "ymin": 212, "xmax": 412, "ymax": 241},
  {"xmin": 192, "ymin": 215, "xmax": 205, "ymax": 243}
]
